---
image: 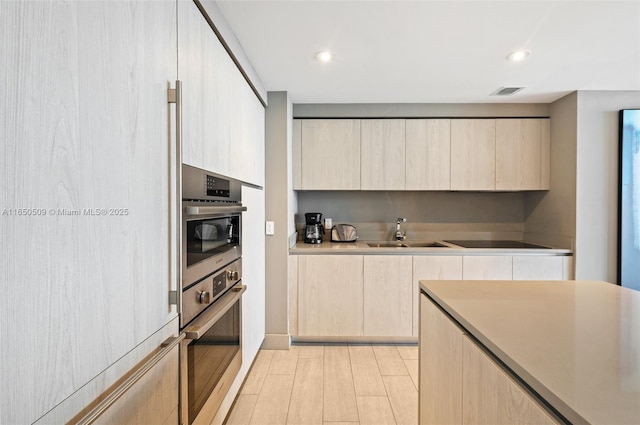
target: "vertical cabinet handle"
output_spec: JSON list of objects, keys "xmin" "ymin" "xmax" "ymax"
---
[{"xmin": 168, "ymin": 81, "xmax": 183, "ymax": 322}]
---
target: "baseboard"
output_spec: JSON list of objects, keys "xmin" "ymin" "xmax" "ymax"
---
[{"xmin": 261, "ymin": 333, "xmax": 291, "ymax": 350}]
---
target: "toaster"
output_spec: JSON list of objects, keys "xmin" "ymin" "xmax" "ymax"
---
[{"xmin": 330, "ymin": 224, "xmax": 358, "ymax": 242}]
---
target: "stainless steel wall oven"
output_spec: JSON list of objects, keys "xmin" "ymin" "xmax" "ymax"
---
[{"xmin": 179, "ymin": 164, "xmax": 246, "ymax": 425}]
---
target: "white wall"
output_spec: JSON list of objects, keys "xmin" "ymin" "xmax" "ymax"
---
[
  {"xmin": 524, "ymin": 92, "xmax": 578, "ymax": 250},
  {"xmin": 525, "ymin": 90, "xmax": 640, "ymax": 282},
  {"xmin": 575, "ymin": 91, "xmax": 640, "ymax": 282}
]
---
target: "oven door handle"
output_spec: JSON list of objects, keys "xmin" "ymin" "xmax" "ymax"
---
[
  {"xmin": 183, "ymin": 285, "xmax": 246, "ymax": 340},
  {"xmin": 184, "ymin": 205, "xmax": 247, "ymax": 217}
]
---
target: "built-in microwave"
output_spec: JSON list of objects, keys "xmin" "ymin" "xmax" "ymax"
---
[{"xmin": 182, "ymin": 207, "xmax": 243, "ymax": 290}]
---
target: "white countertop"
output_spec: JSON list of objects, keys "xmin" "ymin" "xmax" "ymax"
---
[
  {"xmin": 290, "ymin": 240, "xmax": 572, "ymax": 255},
  {"xmin": 420, "ymin": 279, "xmax": 640, "ymax": 425}
]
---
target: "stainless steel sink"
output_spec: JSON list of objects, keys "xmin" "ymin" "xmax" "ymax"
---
[
  {"xmin": 405, "ymin": 242, "xmax": 449, "ymax": 248},
  {"xmin": 367, "ymin": 242, "xmax": 409, "ymax": 248}
]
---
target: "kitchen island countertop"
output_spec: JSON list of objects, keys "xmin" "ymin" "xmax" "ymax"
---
[{"xmin": 420, "ymin": 279, "xmax": 640, "ymax": 425}]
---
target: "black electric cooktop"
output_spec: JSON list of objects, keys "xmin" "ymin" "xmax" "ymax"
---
[{"xmin": 444, "ymin": 240, "xmax": 551, "ymax": 249}]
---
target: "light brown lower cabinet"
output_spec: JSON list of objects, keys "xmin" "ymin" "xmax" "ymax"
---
[
  {"xmin": 70, "ymin": 343, "xmax": 179, "ymax": 425},
  {"xmin": 462, "ymin": 336, "xmax": 558, "ymax": 425},
  {"xmin": 419, "ymin": 294, "xmax": 463, "ymax": 424},
  {"xmin": 420, "ymin": 294, "xmax": 559, "ymax": 425},
  {"xmin": 298, "ymin": 255, "xmax": 364, "ymax": 336},
  {"xmin": 364, "ymin": 255, "xmax": 413, "ymax": 336}
]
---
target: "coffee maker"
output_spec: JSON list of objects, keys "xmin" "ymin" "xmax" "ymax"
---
[{"xmin": 304, "ymin": 212, "xmax": 325, "ymax": 244}]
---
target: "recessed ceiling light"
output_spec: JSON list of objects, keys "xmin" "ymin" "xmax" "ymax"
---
[
  {"xmin": 316, "ymin": 51, "xmax": 332, "ymax": 63},
  {"xmin": 507, "ymin": 50, "xmax": 530, "ymax": 62}
]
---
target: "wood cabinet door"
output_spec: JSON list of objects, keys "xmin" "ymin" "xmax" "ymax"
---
[
  {"xmin": 300, "ymin": 119, "xmax": 361, "ymax": 190},
  {"xmin": 91, "ymin": 345, "xmax": 179, "ymax": 425},
  {"xmin": 179, "ymin": 2, "xmax": 264, "ymax": 185},
  {"xmin": 363, "ymin": 255, "xmax": 413, "ymax": 336},
  {"xmin": 298, "ymin": 255, "xmax": 364, "ymax": 336},
  {"xmin": 462, "ymin": 336, "xmax": 558, "ymax": 424},
  {"xmin": 462, "ymin": 256, "xmax": 513, "ymax": 280},
  {"xmin": 241, "ymin": 186, "xmax": 266, "ymax": 360},
  {"xmin": 179, "ymin": 1, "xmax": 231, "ymax": 177},
  {"xmin": 292, "ymin": 119, "xmax": 303, "ymax": 189},
  {"xmin": 451, "ymin": 119, "xmax": 496, "ymax": 190},
  {"xmin": 361, "ymin": 119, "xmax": 406, "ymax": 190},
  {"xmin": 412, "ymin": 256, "xmax": 463, "ymax": 336},
  {"xmin": 540, "ymin": 119, "xmax": 551, "ymax": 189},
  {"xmin": 406, "ymin": 119, "xmax": 451, "ymax": 190},
  {"xmin": 512, "ymin": 256, "xmax": 564, "ymax": 280},
  {"xmin": 1, "ymin": 2, "xmax": 177, "ymax": 423},
  {"xmin": 496, "ymin": 118, "xmax": 549, "ymax": 191},
  {"xmin": 420, "ymin": 295, "xmax": 463, "ymax": 425}
]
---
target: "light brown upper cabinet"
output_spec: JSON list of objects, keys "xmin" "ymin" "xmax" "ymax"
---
[
  {"xmin": 451, "ymin": 118, "xmax": 550, "ymax": 191},
  {"xmin": 294, "ymin": 118, "xmax": 549, "ymax": 191},
  {"xmin": 496, "ymin": 118, "xmax": 550, "ymax": 190},
  {"xmin": 361, "ymin": 119, "xmax": 406, "ymax": 190},
  {"xmin": 406, "ymin": 119, "xmax": 451, "ymax": 190},
  {"xmin": 180, "ymin": 0, "xmax": 264, "ymax": 186},
  {"xmin": 450, "ymin": 119, "xmax": 497, "ymax": 190},
  {"xmin": 296, "ymin": 119, "xmax": 361, "ymax": 190}
]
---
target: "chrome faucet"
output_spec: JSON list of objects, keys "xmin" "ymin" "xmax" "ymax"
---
[{"xmin": 395, "ymin": 217, "xmax": 407, "ymax": 241}]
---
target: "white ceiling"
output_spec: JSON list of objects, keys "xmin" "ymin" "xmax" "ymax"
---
[{"xmin": 216, "ymin": 0, "xmax": 640, "ymax": 104}]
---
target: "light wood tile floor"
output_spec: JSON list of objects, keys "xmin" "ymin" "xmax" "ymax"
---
[{"xmin": 225, "ymin": 344, "xmax": 418, "ymax": 425}]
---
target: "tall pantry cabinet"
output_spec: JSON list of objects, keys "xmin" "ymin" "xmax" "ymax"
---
[{"xmin": 0, "ymin": 1, "xmax": 265, "ymax": 424}]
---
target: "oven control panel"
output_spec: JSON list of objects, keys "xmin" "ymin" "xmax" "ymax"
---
[{"xmin": 182, "ymin": 258, "xmax": 242, "ymax": 327}]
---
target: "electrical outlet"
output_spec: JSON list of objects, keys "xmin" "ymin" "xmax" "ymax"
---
[
  {"xmin": 265, "ymin": 221, "xmax": 275, "ymax": 235},
  {"xmin": 325, "ymin": 218, "xmax": 332, "ymax": 229}
]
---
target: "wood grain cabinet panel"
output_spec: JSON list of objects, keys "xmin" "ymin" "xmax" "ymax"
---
[
  {"xmin": 179, "ymin": 1, "xmax": 232, "ymax": 177},
  {"xmin": 293, "ymin": 118, "xmax": 549, "ymax": 192},
  {"xmin": 462, "ymin": 256, "xmax": 512, "ymax": 280},
  {"xmin": 363, "ymin": 255, "xmax": 413, "ymax": 336},
  {"xmin": 406, "ymin": 119, "xmax": 451, "ymax": 190},
  {"xmin": 91, "ymin": 345, "xmax": 179, "ymax": 425},
  {"xmin": 512, "ymin": 256, "xmax": 564, "ymax": 280},
  {"xmin": 293, "ymin": 119, "xmax": 302, "ymax": 189},
  {"xmin": 462, "ymin": 336, "xmax": 558, "ymax": 424},
  {"xmin": 179, "ymin": 2, "xmax": 264, "ymax": 185},
  {"xmin": 451, "ymin": 119, "xmax": 496, "ymax": 190},
  {"xmin": 496, "ymin": 118, "xmax": 550, "ymax": 191},
  {"xmin": 288, "ymin": 255, "xmax": 299, "ymax": 337},
  {"xmin": 419, "ymin": 295, "xmax": 558, "ymax": 425},
  {"xmin": 1, "ymin": 2, "xmax": 177, "ymax": 423},
  {"xmin": 361, "ymin": 119, "xmax": 406, "ymax": 190},
  {"xmin": 540, "ymin": 119, "xmax": 551, "ymax": 189},
  {"xmin": 300, "ymin": 119, "xmax": 361, "ymax": 190},
  {"xmin": 412, "ymin": 256, "xmax": 463, "ymax": 336},
  {"xmin": 419, "ymin": 295, "xmax": 463, "ymax": 425},
  {"xmin": 298, "ymin": 255, "xmax": 364, "ymax": 336}
]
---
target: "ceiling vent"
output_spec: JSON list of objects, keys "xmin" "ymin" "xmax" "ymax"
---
[{"xmin": 491, "ymin": 87, "xmax": 525, "ymax": 96}]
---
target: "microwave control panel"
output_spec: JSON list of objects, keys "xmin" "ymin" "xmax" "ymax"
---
[{"xmin": 206, "ymin": 174, "xmax": 230, "ymax": 198}]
